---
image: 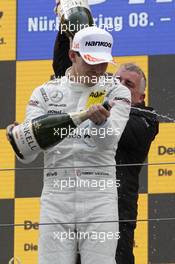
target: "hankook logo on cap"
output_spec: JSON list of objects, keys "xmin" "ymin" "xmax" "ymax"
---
[
  {"xmin": 49, "ymin": 90, "xmax": 63, "ymax": 103},
  {"xmin": 85, "ymin": 41, "xmax": 112, "ymax": 48}
]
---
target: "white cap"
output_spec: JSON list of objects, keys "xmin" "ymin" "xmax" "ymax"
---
[{"xmin": 72, "ymin": 26, "xmax": 114, "ymax": 65}]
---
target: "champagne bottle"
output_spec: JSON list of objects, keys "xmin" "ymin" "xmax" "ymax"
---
[
  {"xmin": 7, "ymin": 101, "xmax": 110, "ymax": 160},
  {"xmin": 59, "ymin": 0, "xmax": 94, "ymax": 37}
]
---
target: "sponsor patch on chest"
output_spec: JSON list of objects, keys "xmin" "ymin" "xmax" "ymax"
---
[{"xmin": 85, "ymin": 90, "xmax": 106, "ymax": 109}]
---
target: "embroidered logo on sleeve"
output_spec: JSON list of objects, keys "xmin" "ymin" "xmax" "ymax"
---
[{"xmin": 114, "ymin": 97, "xmax": 131, "ymax": 105}]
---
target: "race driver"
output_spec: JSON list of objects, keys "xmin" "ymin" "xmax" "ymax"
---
[
  {"xmin": 52, "ymin": 25, "xmax": 159, "ymax": 263},
  {"xmin": 8, "ymin": 26, "xmax": 131, "ymax": 264}
]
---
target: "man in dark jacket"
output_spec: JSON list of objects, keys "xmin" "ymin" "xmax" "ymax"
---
[
  {"xmin": 52, "ymin": 30, "xmax": 159, "ymax": 264},
  {"xmin": 114, "ymin": 63, "xmax": 159, "ymax": 263}
]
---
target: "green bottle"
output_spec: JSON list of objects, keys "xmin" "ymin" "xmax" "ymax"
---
[
  {"xmin": 7, "ymin": 101, "xmax": 110, "ymax": 160},
  {"xmin": 59, "ymin": 0, "xmax": 94, "ymax": 37},
  {"xmin": 32, "ymin": 111, "xmax": 87, "ymax": 149},
  {"xmin": 8, "ymin": 110, "xmax": 87, "ymax": 160}
]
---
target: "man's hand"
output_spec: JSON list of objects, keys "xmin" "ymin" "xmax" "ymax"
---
[
  {"xmin": 87, "ymin": 104, "xmax": 110, "ymax": 125},
  {"xmin": 6, "ymin": 122, "xmax": 19, "ymax": 141}
]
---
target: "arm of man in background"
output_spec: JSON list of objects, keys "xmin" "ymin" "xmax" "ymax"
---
[
  {"xmin": 53, "ymin": 0, "xmax": 72, "ymax": 77},
  {"xmin": 119, "ymin": 105, "xmax": 159, "ymax": 154},
  {"xmin": 53, "ymin": 29, "xmax": 72, "ymax": 78}
]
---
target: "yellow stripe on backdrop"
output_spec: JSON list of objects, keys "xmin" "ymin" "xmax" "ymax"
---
[
  {"xmin": 0, "ymin": 129, "xmax": 15, "ymax": 198},
  {"xmin": 14, "ymin": 198, "xmax": 40, "ymax": 264},
  {"xmin": 16, "ymin": 60, "xmax": 53, "ymax": 122},
  {"xmin": 148, "ymin": 123, "xmax": 175, "ymax": 194},
  {"xmin": 0, "ymin": 0, "xmax": 16, "ymax": 61},
  {"xmin": 134, "ymin": 194, "xmax": 148, "ymax": 264}
]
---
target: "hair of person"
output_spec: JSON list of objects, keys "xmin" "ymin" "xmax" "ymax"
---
[{"xmin": 120, "ymin": 63, "xmax": 146, "ymax": 94}]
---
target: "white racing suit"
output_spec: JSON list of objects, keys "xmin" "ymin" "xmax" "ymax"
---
[{"xmin": 23, "ymin": 73, "xmax": 131, "ymax": 264}]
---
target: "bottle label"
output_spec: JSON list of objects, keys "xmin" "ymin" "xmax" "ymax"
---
[
  {"xmin": 60, "ymin": 0, "xmax": 90, "ymax": 15},
  {"xmin": 13, "ymin": 120, "xmax": 40, "ymax": 157}
]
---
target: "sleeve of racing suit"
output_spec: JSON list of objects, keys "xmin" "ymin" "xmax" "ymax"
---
[
  {"xmin": 52, "ymin": 30, "xmax": 72, "ymax": 78},
  {"xmin": 17, "ymin": 85, "xmax": 47, "ymax": 163},
  {"xmin": 88, "ymin": 84, "xmax": 131, "ymax": 150}
]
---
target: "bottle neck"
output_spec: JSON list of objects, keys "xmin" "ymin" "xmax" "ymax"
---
[
  {"xmin": 69, "ymin": 110, "xmax": 88, "ymax": 126},
  {"xmin": 60, "ymin": 0, "xmax": 90, "ymax": 16}
]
